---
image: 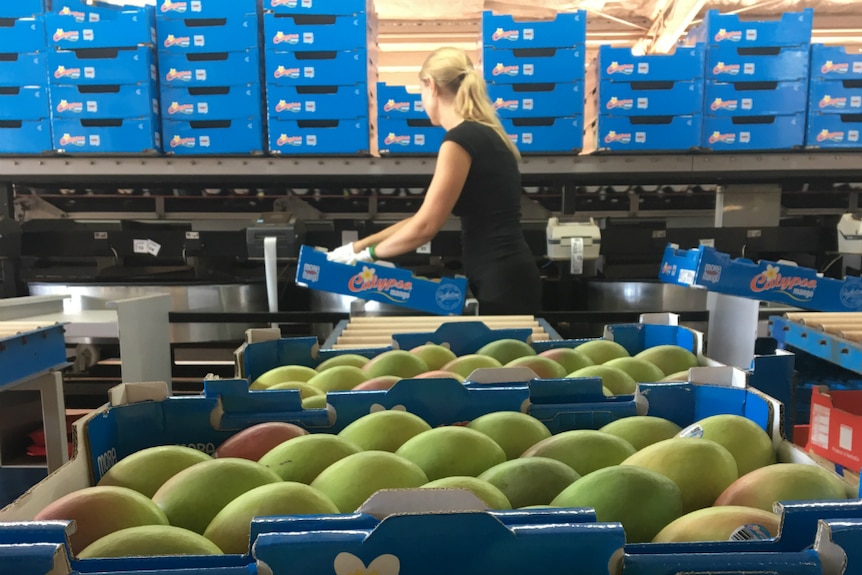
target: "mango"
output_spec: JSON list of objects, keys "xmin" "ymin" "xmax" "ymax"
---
[
  {"xmin": 352, "ymin": 376, "xmax": 401, "ymax": 391},
  {"xmin": 477, "ymin": 339, "xmax": 536, "ymax": 365},
  {"xmin": 622, "ymin": 437, "xmax": 738, "ymax": 513},
  {"xmin": 421, "ymin": 476, "xmax": 512, "ymax": 509},
  {"xmin": 413, "ymin": 370, "xmax": 466, "ymax": 382},
  {"xmin": 505, "ymin": 356, "xmax": 566, "ymax": 380},
  {"xmin": 203, "ymin": 482, "xmax": 339, "ymax": 554},
  {"xmin": 604, "ymin": 357, "xmax": 665, "ymax": 384},
  {"xmin": 714, "ymin": 463, "xmax": 848, "ymax": 511},
  {"xmin": 258, "ymin": 434, "xmax": 360, "ymax": 484},
  {"xmin": 78, "ymin": 525, "xmax": 222, "ymax": 558},
  {"xmin": 214, "ymin": 422, "xmax": 308, "ymax": 462},
  {"xmin": 396, "ymin": 426, "xmax": 506, "ymax": 481},
  {"xmin": 339, "ymin": 410, "xmax": 432, "ymax": 452},
  {"xmin": 302, "ymin": 395, "xmax": 327, "ymax": 409},
  {"xmin": 316, "ymin": 354, "xmax": 369, "ymax": 372},
  {"xmin": 661, "ymin": 370, "xmax": 691, "ymax": 382},
  {"xmin": 363, "ymin": 350, "xmax": 429, "ymax": 379},
  {"xmin": 574, "ymin": 340, "xmax": 629, "ymax": 364},
  {"xmin": 635, "ymin": 345, "xmax": 699, "ymax": 376},
  {"xmin": 681, "ymin": 414, "xmax": 776, "ymax": 476},
  {"xmin": 551, "ymin": 466, "xmax": 683, "ymax": 543},
  {"xmin": 653, "ymin": 506, "xmax": 781, "ymax": 543},
  {"xmin": 35, "ymin": 486, "xmax": 169, "ymax": 554},
  {"xmin": 522, "ymin": 430, "xmax": 636, "ymax": 476},
  {"xmin": 538, "ymin": 348, "xmax": 594, "ymax": 374},
  {"xmin": 568, "ymin": 365, "xmax": 637, "ymax": 395},
  {"xmin": 152, "ymin": 458, "xmax": 281, "ymax": 534},
  {"xmin": 600, "ymin": 416, "xmax": 682, "ymax": 451},
  {"xmin": 307, "ymin": 365, "xmax": 368, "ymax": 393},
  {"xmin": 251, "ymin": 365, "xmax": 318, "ymax": 390},
  {"xmin": 311, "ymin": 451, "xmax": 428, "ymax": 512},
  {"xmin": 441, "ymin": 355, "xmax": 503, "ymax": 378},
  {"xmin": 410, "ymin": 344, "xmax": 457, "ymax": 371},
  {"xmin": 265, "ymin": 381, "xmax": 324, "ymax": 399},
  {"xmin": 479, "ymin": 457, "xmax": 579, "ymax": 508},
  {"xmin": 97, "ymin": 445, "xmax": 211, "ymax": 497},
  {"xmin": 467, "ymin": 411, "xmax": 551, "ymax": 460}
]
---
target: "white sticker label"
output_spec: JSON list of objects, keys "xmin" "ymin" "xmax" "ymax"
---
[
  {"xmin": 86, "ymin": 101, "xmax": 98, "ymax": 113},
  {"xmin": 638, "ymin": 62, "xmax": 649, "ymax": 75},
  {"xmin": 416, "ymin": 242, "xmax": 432, "ymax": 254},
  {"xmin": 195, "ymin": 69, "xmax": 207, "ymax": 81},
  {"xmin": 745, "ymin": 29, "xmax": 757, "ymax": 41},
  {"xmin": 307, "ymin": 135, "xmax": 317, "ymax": 146},
  {"xmin": 85, "ymin": 66, "xmax": 95, "ymax": 79},
  {"xmin": 679, "ymin": 424, "xmax": 705, "ymax": 438},
  {"xmin": 699, "ymin": 238, "xmax": 715, "ymax": 248},
  {"xmin": 523, "ymin": 64, "xmax": 534, "ymax": 76},
  {"xmin": 743, "ymin": 63, "xmax": 755, "ymax": 75},
  {"xmin": 147, "ymin": 240, "xmax": 161, "ymax": 257},
  {"xmin": 200, "ymin": 136, "xmax": 210, "ymax": 147},
  {"xmin": 185, "ymin": 231, "xmax": 200, "ymax": 240},
  {"xmin": 570, "ymin": 237, "xmax": 584, "ymax": 275},
  {"xmin": 415, "ymin": 134, "xmax": 425, "ymax": 145},
  {"xmin": 810, "ymin": 403, "xmax": 831, "ymax": 449},
  {"xmin": 840, "ymin": 424, "xmax": 854, "ymax": 452},
  {"xmin": 524, "ymin": 28, "xmax": 534, "ymax": 40},
  {"xmin": 523, "ymin": 98, "xmax": 534, "ymax": 111},
  {"xmin": 742, "ymin": 98, "xmax": 753, "ymax": 110},
  {"xmin": 306, "ymin": 101, "xmax": 316, "ymax": 112},
  {"xmin": 89, "ymin": 135, "xmax": 100, "ymax": 146},
  {"xmin": 83, "ymin": 29, "xmax": 94, "ymax": 41},
  {"xmin": 678, "ymin": 269, "xmax": 696, "ymax": 285},
  {"xmin": 194, "ymin": 35, "xmax": 205, "ymax": 47},
  {"xmin": 304, "ymin": 66, "xmax": 315, "ymax": 78},
  {"xmin": 94, "ymin": 231, "xmax": 108, "ymax": 240},
  {"xmin": 133, "ymin": 239, "xmax": 149, "ymax": 254},
  {"xmin": 197, "ymin": 102, "xmax": 209, "ymax": 114},
  {"xmin": 637, "ymin": 97, "xmax": 648, "ymax": 109},
  {"xmin": 303, "ymin": 32, "xmax": 314, "ymax": 44},
  {"xmin": 850, "ymin": 130, "xmax": 860, "ymax": 142}
]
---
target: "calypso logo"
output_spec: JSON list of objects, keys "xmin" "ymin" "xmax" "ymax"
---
[
  {"xmin": 167, "ymin": 102, "xmax": 194, "ymax": 115},
  {"xmin": 491, "ymin": 28, "xmax": 519, "ymax": 42},
  {"xmin": 56, "ymin": 100, "xmax": 83, "ymax": 114},
  {"xmin": 604, "ymin": 131, "xmax": 631, "ymax": 144},
  {"xmin": 714, "ymin": 28, "xmax": 742, "ymax": 42},
  {"xmin": 821, "ymin": 60, "xmax": 849, "ymax": 75},
  {"xmin": 493, "ymin": 98, "xmax": 519, "ymax": 112},
  {"xmin": 605, "ymin": 97, "xmax": 633, "ymax": 111},
  {"xmin": 348, "ymin": 266, "xmax": 413, "ymax": 303},
  {"xmin": 276, "ymin": 134, "xmax": 303, "ymax": 146},
  {"xmin": 165, "ymin": 68, "xmax": 192, "ymax": 82},
  {"xmin": 817, "ymin": 129, "xmax": 845, "ymax": 143},
  {"xmin": 710, "ymin": 98, "xmax": 738, "ymax": 111},
  {"xmin": 275, "ymin": 100, "xmax": 301, "ymax": 113},
  {"xmin": 384, "ymin": 133, "xmax": 411, "ymax": 146},
  {"xmin": 160, "ymin": 0, "xmax": 187, "ymax": 13},
  {"xmin": 819, "ymin": 95, "xmax": 847, "ymax": 109},
  {"xmin": 271, "ymin": 0, "xmax": 298, "ymax": 6},
  {"xmin": 273, "ymin": 66, "xmax": 300, "ymax": 79},
  {"xmin": 59, "ymin": 133, "xmax": 85, "ymax": 147},
  {"xmin": 53, "ymin": 29, "xmax": 80, "ymax": 43},
  {"xmin": 713, "ymin": 62, "xmax": 740, "ymax": 75},
  {"xmin": 163, "ymin": 34, "xmax": 191, "ymax": 48},
  {"xmin": 58, "ymin": 6, "xmax": 85, "ymax": 20},
  {"xmin": 750, "ymin": 264, "xmax": 817, "ymax": 302},
  {"xmin": 492, "ymin": 63, "xmax": 519, "ymax": 77},
  {"xmin": 272, "ymin": 31, "xmax": 300, "ymax": 45},
  {"xmin": 170, "ymin": 135, "xmax": 196, "ymax": 148},
  {"xmin": 708, "ymin": 131, "xmax": 736, "ymax": 144},
  {"xmin": 606, "ymin": 61, "xmax": 634, "ymax": 75},
  {"xmin": 54, "ymin": 66, "xmax": 81, "ymax": 80},
  {"xmin": 383, "ymin": 99, "xmax": 411, "ymax": 113}
]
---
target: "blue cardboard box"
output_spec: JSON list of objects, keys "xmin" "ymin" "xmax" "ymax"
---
[
  {"xmin": 50, "ymin": 47, "xmax": 156, "ymax": 85},
  {"xmin": 809, "ymin": 80, "xmax": 862, "ymax": 114},
  {"xmin": 0, "ymin": 119, "xmax": 51, "ymax": 154},
  {"xmin": 159, "ymin": 14, "xmax": 258, "ymax": 53},
  {"xmin": 0, "ymin": 17, "xmax": 45, "ymax": 53},
  {"xmin": 483, "ymin": 47, "xmax": 585, "ymax": 85},
  {"xmin": 268, "ymin": 117, "xmax": 370, "ymax": 155},
  {"xmin": 266, "ymin": 49, "xmax": 368, "ymax": 86},
  {"xmin": 159, "ymin": 49, "xmax": 260, "ymax": 87},
  {"xmin": 264, "ymin": 13, "xmax": 371, "ymax": 52},
  {"xmin": 502, "ymin": 117, "xmax": 583, "ymax": 153},
  {"xmin": 377, "ymin": 118, "xmax": 445, "ymax": 155},
  {"xmin": 377, "ymin": 83, "xmax": 425, "ymax": 119},
  {"xmin": 596, "ymin": 80, "xmax": 703, "ymax": 117},
  {"xmin": 703, "ymin": 113, "xmax": 805, "ymax": 151},
  {"xmin": 482, "ymin": 11, "xmax": 586, "ymax": 49},
  {"xmin": 806, "ymin": 113, "xmax": 862, "ymax": 149},
  {"xmin": 267, "ymin": 84, "xmax": 369, "ymax": 120},
  {"xmin": 0, "ymin": 86, "xmax": 49, "ymax": 120},
  {"xmin": 51, "ymin": 82, "xmax": 158, "ymax": 119},
  {"xmin": 690, "ymin": 9, "xmax": 813, "ymax": 48},
  {"xmin": 589, "ymin": 115, "xmax": 702, "ymax": 152},
  {"xmin": 811, "ymin": 44, "xmax": 862, "ymax": 82},
  {"xmin": 162, "ymin": 84, "xmax": 263, "ymax": 120},
  {"xmin": 266, "ymin": 0, "xmax": 369, "ymax": 15},
  {"xmin": 706, "ymin": 81, "xmax": 807, "ymax": 116},
  {"xmin": 52, "ymin": 116, "xmax": 161, "ymax": 153},
  {"xmin": 598, "ymin": 44, "xmax": 705, "ymax": 82},
  {"xmin": 47, "ymin": 10, "xmax": 155, "ymax": 49},
  {"xmin": 0, "ymin": 0, "xmax": 45, "ymax": 18},
  {"xmin": 488, "ymin": 82, "xmax": 583, "ymax": 118},
  {"xmin": 0, "ymin": 53, "xmax": 46, "ymax": 88},
  {"xmin": 164, "ymin": 118, "xmax": 264, "ymax": 154},
  {"xmin": 707, "ymin": 46, "xmax": 810, "ymax": 82},
  {"xmin": 156, "ymin": 0, "xmax": 259, "ymax": 20}
]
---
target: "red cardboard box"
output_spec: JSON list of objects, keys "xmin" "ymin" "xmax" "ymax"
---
[{"xmin": 807, "ymin": 386, "xmax": 862, "ymax": 473}]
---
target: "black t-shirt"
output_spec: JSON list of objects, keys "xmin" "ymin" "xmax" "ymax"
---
[{"xmin": 443, "ymin": 121, "xmax": 533, "ymax": 276}]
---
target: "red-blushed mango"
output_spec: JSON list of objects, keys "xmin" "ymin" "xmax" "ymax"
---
[
  {"xmin": 504, "ymin": 356, "xmax": 567, "ymax": 380},
  {"xmin": 413, "ymin": 370, "xmax": 466, "ymax": 382},
  {"xmin": 522, "ymin": 430, "xmax": 636, "ymax": 476},
  {"xmin": 97, "ymin": 445, "xmax": 211, "ymax": 497},
  {"xmin": 363, "ymin": 350, "xmax": 429, "ymax": 379},
  {"xmin": 441, "ymin": 355, "xmax": 503, "ymax": 379},
  {"xmin": 574, "ymin": 340, "xmax": 629, "ymax": 364},
  {"xmin": 538, "ymin": 347, "xmax": 594, "ymax": 374},
  {"xmin": 352, "ymin": 375, "xmax": 401, "ymax": 391},
  {"xmin": 652, "ymin": 506, "xmax": 781, "ymax": 543},
  {"xmin": 476, "ymin": 339, "xmax": 536, "ymax": 365},
  {"xmin": 714, "ymin": 463, "xmax": 848, "ymax": 512},
  {"xmin": 214, "ymin": 422, "xmax": 309, "ymax": 461},
  {"xmin": 79, "ymin": 525, "xmax": 222, "ymax": 558},
  {"xmin": 410, "ymin": 344, "xmax": 457, "ymax": 371}
]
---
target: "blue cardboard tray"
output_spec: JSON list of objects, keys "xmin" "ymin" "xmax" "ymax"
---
[
  {"xmin": 268, "ymin": 117, "xmax": 371, "ymax": 155},
  {"xmin": 266, "ymin": 83, "xmax": 370, "ymax": 120},
  {"xmin": 809, "ymin": 80, "xmax": 862, "ymax": 114},
  {"xmin": 707, "ymin": 46, "xmax": 810, "ymax": 82},
  {"xmin": 265, "ymin": 49, "xmax": 368, "ymax": 86},
  {"xmin": 159, "ymin": 49, "xmax": 261, "ymax": 87},
  {"xmin": 50, "ymin": 82, "xmax": 158, "ymax": 119},
  {"xmin": 155, "ymin": 0, "xmax": 259, "ymax": 20},
  {"xmin": 263, "ymin": 13, "xmax": 371, "ymax": 53},
  {"xmin": 811, "ymin": 44, "xmax": 862, "ymax": 82},
  {"xmin": 377, "ymin": 83, "xmax": 426, "ymax": 120},
  {"xmin": 377, "ymin": 118, "xmax": 445, "ymax": 155},
  {"xmin": 162, "ymin": 84, "xmax": 263, "ymax": 121},
  {"xmin": 706, "ymin": 80, "xmax": 808, "ymax": 116},
  {"xmin": 597, "ymin": 44, "xmax": 705, "ymax": 82},
  {"xmin": 265, "ymin": 0, "xmax": 369, "ymax": 15},
  {"xmin": 0, "ymin": 86, "xmax": 49, "ymax": 121},
  {"xmin": 660, "ymin": 243, "xmax": 862, "ymax": 312},
  {"xmin": 158, "ymin": 14, "xmax": 258, "ymax": 53},
  {"xmin": 703, "ymin": 113, "xmax": 805, "ymax": 151},
  {"xmin": 47, "ymin": 10, "xmax": 155, "ymax": 49},
  {"xmin": 483, "ymin": 47, "xmax": 585, "ymax": 85},
  {"xmin": 163, "ymin": 118, "xmax": 264, "ymax": 155},
  {"xmin": 689, "ymin": 9, "xmax": 813, "ymax": 48},
  {"xmin": 589, "ymin": 115, "xmax": 702, "ymax": 152},
  {"xmin": 50, "ymin": 46, "xmax": 156, "ymax": 86},
  {"xmin": 52, "ymin": 116, "xmax": 161, "ymax": 154},
  {"xmin": 0, "ymin": 325, "xmax": 67, "ymax": 391},
  {"xmin": 488, "ymin": 82, "xmax": 584, "ymax": 118},
  {"xmin": 0, "ymin": 0, "xmax": 45, "ymax": 18},
  {"xmin": 0, "ymin": 53, "xmax": 46, "ymax": 88},
  {"xmin": 806, "ymin": 113, "xmax": 862, "ymax": 149},
  {"xmin": 481, "ymin": 10, "xmax": 586, "ymax": 49},
  {"xmin": 596, "ymin": 80, "xmax": 703, "ymax": 117},
  {"xmin": 0, "ymin": 119, "xmax": 52, "ymax": 154},
  {"xmin": 501, "ymin": 116, "xmax": 583, "ymax": 153},
  {"xmin": 0, "ymin": 17, "xmax": 45, "ymax": 53}
]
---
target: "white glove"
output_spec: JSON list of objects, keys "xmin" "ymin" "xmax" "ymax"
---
[
  {"xmin": 355, "ymin": 247, "xmax": 375, "ymax": 263},
  {"xmin": 327, "ymin": 243, "xmax": 359, "ymax": 264}
]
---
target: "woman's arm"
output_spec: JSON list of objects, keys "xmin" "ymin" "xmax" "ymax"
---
[
  {"xmin": 372, "ymin": 141, "xmax": 471, "ymax": 260},
  {"xmin": 354, "ymin": 217, "xmax": 413, "ymax": 252}
]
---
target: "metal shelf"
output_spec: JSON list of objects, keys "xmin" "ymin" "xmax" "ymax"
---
[{"xmin": 770, "ymin": 316, "xmax": 862, "ymax": 377}]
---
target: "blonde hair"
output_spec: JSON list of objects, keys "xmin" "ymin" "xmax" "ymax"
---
[{"xmin": 420, "ymin": 47, "xmax": 521, "ymax": 160}]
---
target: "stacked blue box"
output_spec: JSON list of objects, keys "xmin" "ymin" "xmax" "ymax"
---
[
  {"xmin": 482, "ymin": 11, "xmax": 585, "ymax": 153},
  {"xmin": 806, "ymin": 45, "xmax": 862, "ymax": 149},
  {"xmin": 586, "ymin": 45, "xmax": 705, "ymax": 153},
  {"xmin": 376, "ymin": 83, "xmax": 444, "ymax": 155},
  {"xmin": 157, "ymin": 0, "xmax": 264, "ymax": 155},
  {"xmin": 0, "ymin": 2, "xmax": 50, "ymax": 154},
  {"xmin": 263, "ymin": 0, "xmax": 376, "ymax": 155},
  {"xmin": 48, "ymin": 1, "xmax": 160, "ymax": 154},
  {"xmin": 691, "ymin": 9, "xmax": 813, "ymax": 151}
]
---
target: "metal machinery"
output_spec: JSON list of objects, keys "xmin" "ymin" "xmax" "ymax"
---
[{"xmin": 1, "ymin": 153, "xmax": 859, "ymax": 404}]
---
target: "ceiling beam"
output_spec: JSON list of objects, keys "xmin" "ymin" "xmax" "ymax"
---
[{"xmin": 635, "ymin": 0, "xmax": 708, "ymax": 54}]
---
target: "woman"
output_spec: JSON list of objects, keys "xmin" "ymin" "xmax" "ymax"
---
[{"xmin": 327, "ymin": 47, "xmax": 542, "ymax": 315}]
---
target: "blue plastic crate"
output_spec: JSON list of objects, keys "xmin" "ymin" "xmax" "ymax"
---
[
  {"xmin": 501, "ymin": 116, "xmax": 583, "ymax": 153},
  {"xmin": 377, "ymin": 83, "xmax": 425, "ymax": 119},
  {"xmin": 158, "ymin": 14, "xmax": 258, "ymax": 53},
  {"xmin": 267, "ymin": 83, "xmax": 369, "ymax": 120},
  {"xmin": 483, "ymin": 47, "xmax": 585, "ymax": 85},
  {"xmin": 265, "ymin": 0, "xmax": 369, "ymax": 15},
  {"xmin": 598, "ymin": 44, "xmax": 705, "ymax": 82},
  {"xmin": 806, "ymin": 113, "xmax": 862, "ymax": 149},
  {"xmin": 0, "ymin": 53, "xmax": 46, "ymax": 88},
  {"xmin": 164, "ymin": 118, "xmax": 264, "ymax": 155},
  {"xmin": 589, "ymin": 115, "xmax": 702, "ymax": 152},
  {"xmin": 155, "ymin": 0, "xmax": 259, "ymax": 20},
  {"xmin": 159, "ymin": 49, "xmax": 261, "ymax": 87},
  {"xmin": 489, "ymin": 82, "xmax": 583, "ymax": 119},
  {"xmin": 162, "ymin": 84, "xmax": 263, "ymax": 121},
  {"xmin": 0, "ymin": 119, "xmax": 52, "ymax": 154},
  {"xmin": 268, "ymin": 117, "xmax": 370, "ymax": 155},
  {"xmin": 707, "ymin": 46, "xmax": 810, "ymax": 82},
  {"xmin": 0, "ymin": 86, "xmax": 49, "ymax": 120},
  {"xmin": 809, "ymin": 80, "xmax": 862, "ymax": 114},
  {"xmin": 52, "ymin": 116, "xmax": 161, "ymax": 154},
  {"xmin": 50, "ymin": 82, "xmax": 158, "ymax": 119},
  {"xmin": 706, "ymin": 81, "xmax": 808, "ymax": 116},
  {"xmin": 50, "ymin": 46, "xmax": 156, "ymax": 85},
  {"xmin": 482, "ymin": 10, "xmax": 586, "ymax": 49},
  {"xmin": 811, "ymin": 44, "xmax": 862, "ymax": 82},
  {"xmin": 0, "ymin": 0, "xmax": 45, "ymax": 18},
  {"xmin": 690, "ymin": 9, "xmax": 813, "ymax": 48},
  {"xmin": 265, "ymin": 49, "xmax": 368, "ymax": 86},
  {"xmin": 377, "ymin": 118, "xmax": 445, "ymax": 155},
  {"xmin": 703, "ymin": 113, "xmax": 805, "ymax": 151},
  {"xmin": 263, "ymin": 12, "xmax": 371, "ymax": 52},
  {"xmin": 0, "ymin": 17, "xmax": 45, "ymax": 53},
  {"xmin": 597, "ymin": 80, "xmax": 703, "ymax": 117},
  {"xmin": 47, "ymin": 10, "xmax": 155, "ymax": 49},
  {"xmin": 0, "ymin": 325, "xmax": 68, "ymax": 390}
]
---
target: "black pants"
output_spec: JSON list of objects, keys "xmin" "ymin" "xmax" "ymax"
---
[{"xmin": 469, "ymin": 258, "xmax": 542, "ymax": 315}]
